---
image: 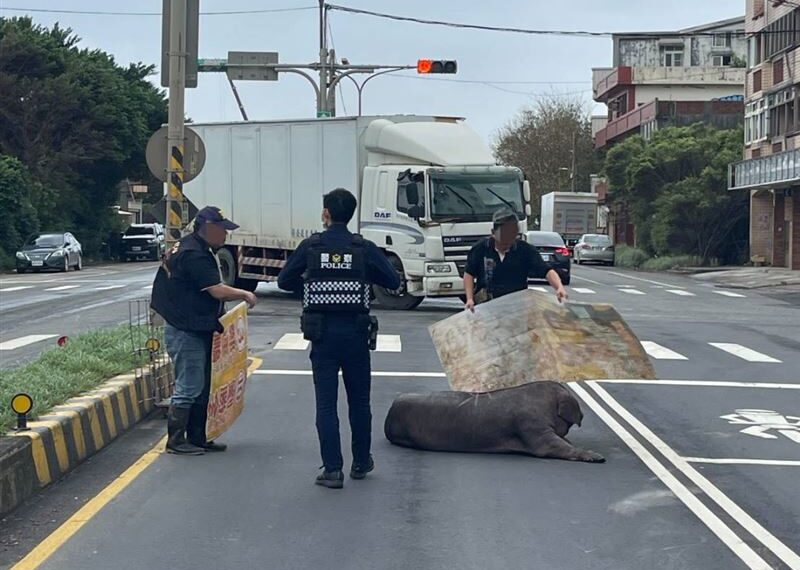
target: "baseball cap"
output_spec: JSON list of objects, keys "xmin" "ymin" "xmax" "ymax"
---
[
  {"xmin": 492, "ymin": 207, "xmax": 518, "ymax": 229},
  {"xmin": 195, "ymin": 206, "xmax": 239, "ymax": 230}
]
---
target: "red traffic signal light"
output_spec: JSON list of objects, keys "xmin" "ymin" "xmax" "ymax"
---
[{"xmin": 417, "ymin": 59, "xmax": 457, "ymax": 74}]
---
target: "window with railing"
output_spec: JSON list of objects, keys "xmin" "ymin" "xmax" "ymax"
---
[{"xmin": 763, "ymin": 9, "xmax": 800, "ymax": 59}]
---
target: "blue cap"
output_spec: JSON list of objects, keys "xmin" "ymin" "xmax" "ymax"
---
[{"xmin": 195, "ymin": 206, "xmax": 239, "ymax": 231}]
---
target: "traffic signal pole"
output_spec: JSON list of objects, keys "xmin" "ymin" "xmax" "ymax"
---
[{"xmin": 165, "ymin": 0, "xmax": 187, "ymax": 247}]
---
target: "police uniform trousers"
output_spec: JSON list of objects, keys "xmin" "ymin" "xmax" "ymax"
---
[{"xmin": 309, "ymin": 314, "xmax": 372, "ymax": 471}]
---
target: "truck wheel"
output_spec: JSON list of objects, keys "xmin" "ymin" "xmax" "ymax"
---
[
  {"xmin": 372, "ymin": 255, "xmax": 423, "ymax": 311},
  {"xmin": 217, "ymin": 247, "xmax": 238, "ymax": 287}
]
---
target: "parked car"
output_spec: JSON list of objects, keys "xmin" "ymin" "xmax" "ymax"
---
[
  {"xmin": 122, "ymin": 223, "xmax": 165, "ymax": 261},
  {"xmin": 16, "ymin": 232, "xmax": 82, "ymax": 273},
  {"xmin": 574, "ymin": 234, "xmax": 615, "ymax": 266},
  {"xmin": 527, "ymin": 231, "xmax": 571, "ymax": 286}
]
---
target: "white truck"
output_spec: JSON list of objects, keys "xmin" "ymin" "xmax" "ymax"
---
[
  {"xmin": 184, "ymin": 115, "xmax": 531, "ymax": 310},
  {"xmin": 539, "ymin": 192, "xmax": 599, "ymax": 249}
]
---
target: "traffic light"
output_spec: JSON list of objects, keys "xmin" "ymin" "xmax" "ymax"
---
[{"xmin": 417, "ymin": 59, "xmax": 457, "ymax": 74}]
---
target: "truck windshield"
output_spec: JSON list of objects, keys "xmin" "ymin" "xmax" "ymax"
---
[{"xmin": 429, "ymin": 172, "xmax": 523, "ymax": 222}]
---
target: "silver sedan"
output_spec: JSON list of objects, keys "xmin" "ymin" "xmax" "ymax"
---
[{"xmin": 574, "ymin": 234, "xmax": 615, "ymax": 265}]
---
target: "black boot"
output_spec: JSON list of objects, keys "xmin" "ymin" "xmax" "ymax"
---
[
  {"xmin": 315, "ymin": 469, "xmax": 344, "ymax": 489},
  {"xmin": 350, "ymin": 455, "xmax": 375, "ymax": 480},
  {"xmin": 166, "ymin": 407, "xmax": 205, "ymax": 455},
  {"xmin": 187, "ymin": 402, "xmax": 227, "ymax": 452}
]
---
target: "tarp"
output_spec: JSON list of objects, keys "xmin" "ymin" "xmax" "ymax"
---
[{"xmin": 429, "ymin": 289, "xmax": 656, "ymax": 393}]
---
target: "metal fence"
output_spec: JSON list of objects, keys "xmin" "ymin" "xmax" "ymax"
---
[
  {"xmin": 729, "ymin": 147, "xmax": 800, "ymax": 191},
  {"xmin": 128, "ymin": 299, "xmax": 173, "ymax": 411}
]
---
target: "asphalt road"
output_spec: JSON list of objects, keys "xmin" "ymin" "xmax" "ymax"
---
[{"xmin": 1, "ymin": 263, "xmax": 799, "ymax": 569}]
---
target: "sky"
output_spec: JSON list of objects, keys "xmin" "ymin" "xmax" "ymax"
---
[{"xmin": 0, "ymin": 0, "xmax": 743, "ymax": 144}]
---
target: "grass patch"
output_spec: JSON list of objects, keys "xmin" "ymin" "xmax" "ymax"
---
[
  {"xmin": 0, "ymin": 326, "xmax": 154, "ymax": 433},
  {"xmin": 613, "ymin": 246, "xmax": 650, "ymax": 269},
  {"xmin": 641, "ymin": 255, "xmax": 705, "ymax": 272}
]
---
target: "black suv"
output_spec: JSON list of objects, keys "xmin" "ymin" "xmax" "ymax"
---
[{"xmin": 122, "ymin": 224, "xmax": 165, "ymax": 261}]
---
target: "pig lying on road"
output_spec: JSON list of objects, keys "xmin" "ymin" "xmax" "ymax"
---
[{"xmin": 384, "ymin": 381, "xmax": 605, "ymax": 463}]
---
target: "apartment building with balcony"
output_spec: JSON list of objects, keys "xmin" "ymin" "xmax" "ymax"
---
[
  {"xmin": 728, "ymin": 1, "xmax": 800, "ymax": 270},
  {"xmin": 592, "ymin": 17, "xmax": 747, "ymax": 244}
]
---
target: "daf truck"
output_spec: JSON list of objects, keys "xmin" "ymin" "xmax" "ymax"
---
[{"xmin": 183, "ymin": 115, "xmax": 531, "ymax": 310}]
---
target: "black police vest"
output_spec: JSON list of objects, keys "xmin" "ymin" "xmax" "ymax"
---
[{"xmin": 302, "ymin": 234, "xmax": 370, "ymax": 313}]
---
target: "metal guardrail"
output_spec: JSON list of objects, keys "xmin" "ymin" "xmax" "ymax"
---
[{"xmin": 729, "ymin": 147, "xmax": 800, "ymax": 190}]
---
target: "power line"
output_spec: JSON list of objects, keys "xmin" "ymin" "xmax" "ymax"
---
[
  {"xmin": 384, "ymin": 74, "xmax": 592, "ymax": 97},
  {"xmin": 0, "ymin": 5, "xmax": 316, "ymax": 17}
]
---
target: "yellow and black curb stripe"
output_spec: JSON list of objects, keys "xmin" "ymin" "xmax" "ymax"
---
[{"xmin": 0, "ymin": 360, "xmax": 172, "ymax": 516}]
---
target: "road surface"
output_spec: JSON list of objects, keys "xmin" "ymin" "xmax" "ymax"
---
[{"xmin": 1, "ymin": 263, "xmax": 799, "ymax": 569}]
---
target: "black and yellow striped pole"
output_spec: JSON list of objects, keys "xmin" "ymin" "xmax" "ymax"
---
[
  {"xmin": 167, "ymin": 143, "xmax": 185, "ymax": 244},
  {"xmin": 165, "ymin": 0, "xmax": 187, "ymax": 248}
]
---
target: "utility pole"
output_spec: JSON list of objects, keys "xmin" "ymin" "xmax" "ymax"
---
[
  {"xmin": 166, "ymin": 0, "xmax": 187, "ymax": 247},
  {"xmin": 570, "ymin": 130, "xmax": 577, "ymax": 192},
  {"xmin": 317, "ymin": 0, "xmax": 330, "ymax": 117}
]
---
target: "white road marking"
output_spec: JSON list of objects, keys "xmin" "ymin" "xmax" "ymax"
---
[
  {"xmin": 141, "ymin": 285, "xmax": 153, "ymax": 291},
  {"xmin": 94, "ymin": 285, "xmax": 126, "ymax": 291},
  {"xmin": 375, "ymin": 334, "xmax": 402, "ymax": 352},
  {"xmin": 569, "ymin": 383, "xmax": 775, "ymax": 570},
  {"xmin": 528, "ymin": 286, "xmax": 548, "ymax": 293},
  {"xmin": 0, "ymin": 286, "xmax": 34, "ymax": 293},
  {"xmin": 720, "ymin": 410, "xmax": 800, "ymax": 443},
  {"xmin": 571, "ymin": 287, "xmax": 596, "ymax": 294},
  {"xmin": 605, "ymin": 270, "xmax": 684, "ymax": 288},
  {"xmin": 641, "ymin": 341, "xmax": 688, "ymax": 360},
  {"xmin": 273, "ymin": 333, "xmax": 309, "ymax": 350},
  {"xmin": 684, "ymin": 457, "xmax": 800, "ymax": 467},
  {"xmin": 45, "ymin": 285, "xmax": 80, "ymax": 292},
  {"xmin": 253, "ymin": 369, "xmax": 446, "ymax": 378},
  {"xmin": 585, "ymin": 381, "xmax": 800, "ymax": 570},
  {"xmin": 714, "ymin": 290, "xmax": 747, "ymax": 298},
  {"xmin": 667, "ymin": 289, "xmax": 695, "ymax": 297},
  {"xmin": 619, "ymin": 288, "xmax": 645, "ymax": 295},
  {"xmin": 597, "ymin": 379, "xmax": 800, "ymax": 390},
  {"xmin": 0, "ymin": 334, "xmax": 58, "ymax": 351},
  {"xmin": 570, "ymin": 273, "xmax": 604, "ymax": 285},
  {"xmin": 709, "ymin": 343, "xmax": 781, "ymax": 363}
]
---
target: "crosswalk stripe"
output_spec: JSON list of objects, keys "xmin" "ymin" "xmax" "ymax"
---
[
  {"xmin": 94, "ymin": 285, "xmax": 126, "ymax": 291},
  {"xmin": 572, "ymin": 288, "xmax": 596, "ymax": 294},
  {"xmin": 0, "ymin": 334, "xmax": 58, "ymax": 351},
  {"xmin": 709, "ymin": 343, "xmax": 781, "ymax": 363},
  {"xmin": 528, "ymin": 286, "xmax": 548, "ymax": 293},
  {"xmin": 713, "ymin": 290, "xmax": 746, "ymax": 298},
  {"xmin": 273, "ymin": 333, "xmax": 309, "ymax": 350},
  {"xmin": 141, "ymin": 285, "xmax": 153, "ymax": 291},
  {"xmin": 375, "ymin": 334, "xmax": 402, "ymax": 352},
  {"xmin": 620, "ymin": 288, "xmax": 645, "ymax": 295},
  {"xmin": 667, "ymin": 289, "xmax": 695, "ymax": 297},
  {"xmin": 641, "ymin": 341, "xmax": 688, "ymax": 360},
  {"xmin": 45, "ymin": 285, "xmax": 80, "ymax": 292},
  {"xmin": 0, "ymin": 286, "xmax": 34, "ymax": 293}
]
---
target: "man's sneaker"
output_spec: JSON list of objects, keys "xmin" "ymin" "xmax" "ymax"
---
[
  {"xmin": 350, "ymin": 456, "xmax": 375, "ymax": 480},
  {"xmin": 315, "ymin": 469, "xmax": 344, "ymax": 489}
]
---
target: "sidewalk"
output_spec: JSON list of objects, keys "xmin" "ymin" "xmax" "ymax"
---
[{"xmin": 689, "ymin": 267, "xmax": 800, "ymax": 289}]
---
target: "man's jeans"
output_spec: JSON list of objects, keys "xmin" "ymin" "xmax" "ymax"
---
[{"xmin": 165, "ymin": 324, "xmax": 213, "ymax": 410}]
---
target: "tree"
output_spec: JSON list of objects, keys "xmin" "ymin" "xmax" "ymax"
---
[
  {"xmin": 493, "ymin": 96, "xmax": 601, "ymax": 225},
  {"xmin": 0, "ymin": 155, "xmax": 40, "ymax": 266},
  {"xmin": 0, "ymin": 17, "xmax": 167, "ymax": 255},
  {"xmin": 603, "ymin": 124, "xmax": 747, "ymax": 264}
]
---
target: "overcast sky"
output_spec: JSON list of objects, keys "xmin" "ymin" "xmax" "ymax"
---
[{"xmin": 1, "ymin": 0, "xmax": 743, "ymax": 143}]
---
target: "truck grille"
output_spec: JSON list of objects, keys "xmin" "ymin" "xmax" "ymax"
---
[{"xmin": 442, "ymin": 235, "xmax": 484, "ymax": 276}]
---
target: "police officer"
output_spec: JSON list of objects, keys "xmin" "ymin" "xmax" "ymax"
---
[
  {"xmin": 464, "ymin": 207, "xmax": 568, "ymax": 310},
  {"xmin": 151, "ymin": 206, "xmax": 258, "ymax": 455},
  {"xmin": 277, "ymin": 188, "xmax": 401, "ymax": 489}
]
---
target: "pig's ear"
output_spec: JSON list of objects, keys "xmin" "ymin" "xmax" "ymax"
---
[{"xmin": 557, "ymin": 390, "xmax": 583, "ymax": 428}]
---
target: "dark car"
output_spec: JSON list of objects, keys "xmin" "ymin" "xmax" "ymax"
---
[
  {"xmin": 527, "ymin": 231, "xmax": 571, "ymax": 286},
  {"xmin": 122, "ymin": 223, "xmax": 165, "ymax": 261},
  {"xmin": 16, "ymin": 232, "xmax": 83, "ymax": 273}
]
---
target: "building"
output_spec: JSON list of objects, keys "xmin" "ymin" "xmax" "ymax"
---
[
  {"xmin": 592, "ymin": 16, "xmax": 747, "ymax": 245},
  {"xmin": 728, "ymin": 1, "xmax": 800, "ymax": 271}
]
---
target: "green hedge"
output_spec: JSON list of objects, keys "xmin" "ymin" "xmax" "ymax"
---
[{"xmin": 613, "ymin": 246, "xmax": 650, "ymax": 269}]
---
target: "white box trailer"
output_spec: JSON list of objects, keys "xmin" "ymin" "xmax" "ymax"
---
[
  {"xmin": 538, "ymin": 192, "xmax": 599, "ymax": 248},
  {"xmin": 184, "ymin": 115, "xmax": 530, "ymax": 309}
]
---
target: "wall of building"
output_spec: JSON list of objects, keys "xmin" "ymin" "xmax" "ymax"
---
[
  {"xmin": 617, "ymin": 28, "xmax": 746, "ymax": 68},
  {"xmin": 634, "ymin": 85, "xmax": 744, "ymax": 105},
  {"xmin": 750, "ymin": 190, "xmax": 774, "ymax": 263}
]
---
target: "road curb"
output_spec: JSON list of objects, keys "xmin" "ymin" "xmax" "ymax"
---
[{"xmin": 0, "ymin": 360, "xmax": 172, "ymax": 517}]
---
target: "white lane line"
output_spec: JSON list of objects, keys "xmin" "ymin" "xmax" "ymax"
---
[
  {"xmin": 684, "ymin": 457, "xmax": 800, "ymax": 467},
  {"xmin": 597, "ymin": 379, "xmax": 800, "ymax": 390},
  {"xmin": 253, "ymin": 369, "xmax": 446, "ymax": 378},
  {"xmin": 273, "ymin": 333, "xmax": 309, "ymax": 351},
  {"xmin": 586, "ymin": 381, "xmax": 800, "ymax": 570},
  {"xmin": 528, "ymin": 286, "xmax": 548, "ymax": 293},
  {"xmin": 570, "ymin": 383, "xmax": 775, "ymax": 570},
  {"xmin": 141, "ymin": 285, "xmax": 153, "ymax": 291},
  {"xmin": 94, "ymin": 285, "xmax": 126, "ymax": 291},
  {"xmin": 605, "ymin": 270, "xmax": 684, "ymax": 288},
  {"xmin": 709, "ymin": 343, "xmax": 782, "ymax": 363},
  {"xmin": 619, "ymin": 288, "xmax": 645, "ymax": 295},
  {"xmin": 0, "ymin": 286, "xmax": 34, "ymax": 293},
  {"xmin": 45, "ymin": 285, "xmax": 80, "ymax": 292},
  {"xmin": 641, "ymin": 341, "xmax": 688, "ymax": 361},
  {"xmin": 667, "ymin": 289, "xmax": 695, "ymax": 297},
  {"xmin": 571, "ymin": 287, "xmax": 596, "ymax": 294},
  {"xmin": 570, "ymin": 273, "xmax": 604, "ymax": 285},
  {"xmin": 0, "ymin": 334, "xmax": 58, "ymax": 351},
  {"xmin": 714, "ymin": 290, "xmax": 747, "ymax": 298},
  {"xmin": 375, "ymin": 334, "xmax": 402, "ymax": 353}
]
